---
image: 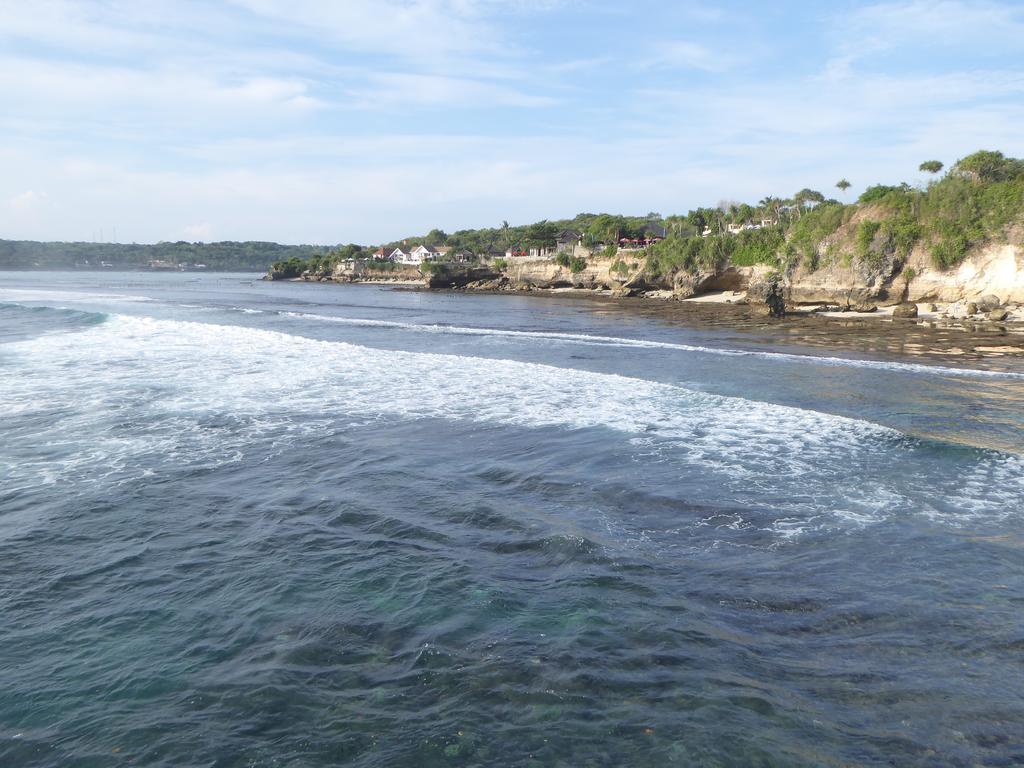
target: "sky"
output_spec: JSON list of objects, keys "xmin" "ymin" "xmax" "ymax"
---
[{"xmin": 2, "ymin": 0, "xmax": 1023, "ymax": 245}]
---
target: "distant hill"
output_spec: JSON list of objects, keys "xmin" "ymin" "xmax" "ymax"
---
[{"xmin": 0, "ymin": 240, "xmax": 333, "ymax": 271}]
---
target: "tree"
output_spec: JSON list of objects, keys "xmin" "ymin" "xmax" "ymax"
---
[
  {"xmin": 686, "ymin": 209, "xmax": 707, "ymax": 236},
  {"xmin": 500, "ymin": 220, "xmax": 511, "ymax": 248},
  {"xmin": 952, "ymin": 150, "xmax": 1024, "ymax": 183},
  {"xmin": 526, "ymin": 220, "xmax": 557, "ymax": 250},
  {"xmin": 918, "ymin": 160, "xmax": 943, "ymax": 175},
  {"xmin": 792, "ymin": 189, "xmax": 825, "ymax": 219},
  {"xmin": 758, "ymin": 196, "xmax": 784, "ymax": 222},
  {"xmin": 425, "ymin": 228, "xmax": 448, "ymax": 245},
  {"xmin": 836, "ymin": 179, "xmax": 851, "ymax": 196}
]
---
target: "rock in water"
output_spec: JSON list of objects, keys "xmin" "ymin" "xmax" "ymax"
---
[
  {"xmin": 851, "ymin": 302, "xmax": 878, "ymax": 313},
  {"xmin": 977, "ymin": 294, "xmax": 1002, "ymax": 312},
  {"xmin": 892, "ymin": 303, "xmax": 919, "ymax": 318},
  {"xmin": 988, "ymin": 309, "xmax": 1010, "ymax": 321},
  {"xmin": 948, "ymin": 301, "xmax": 979, "ymax": 319}
]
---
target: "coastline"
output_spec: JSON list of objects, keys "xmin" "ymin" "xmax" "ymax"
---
[{"xmin": 373, "ymin": 281, "xmax": 1024, "ymax": 369}]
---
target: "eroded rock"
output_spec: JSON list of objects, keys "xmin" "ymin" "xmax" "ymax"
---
[
  {"xmin": 892, "ymin": 303, "xmax": 919, "ymax": 318},
  {"xmin": 976, "ymin": 294, "xmax": 1002, "ymax": 312}
]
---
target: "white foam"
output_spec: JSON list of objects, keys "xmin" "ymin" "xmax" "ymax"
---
[
  {"xmin": 2, "ymin": 313, "xmax": 1021, "ymax": 539},
  {"xmin": 0, "ymin": 288, "xmax": 154, "ymax": 304},
  {"xmin": 281, "ymin": 311, "xmax": 1024, "ymax": 380}
]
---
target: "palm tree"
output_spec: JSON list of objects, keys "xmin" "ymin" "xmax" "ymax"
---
[{"xmin": 836, "ymin": 179, "xmax": 851, "ymax": 198}]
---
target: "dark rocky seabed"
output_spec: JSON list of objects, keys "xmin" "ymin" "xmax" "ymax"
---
[{"xmin": 1, "ymin": 272, "xmax": 1023, "ymax": 767}]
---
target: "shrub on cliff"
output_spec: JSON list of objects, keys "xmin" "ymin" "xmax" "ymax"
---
[
  {"xmin": 855, "ymin": 220, "xmax": 882, "ymax": 265},
  {"xmin": 919, "ymin": 157, "xmax": 1024, "ymax": 268},
  {"xmin": 271, "ymin": 257, "xmax": 307, "ymax": 279},
  {"xmin": 569, "ymin": 256, "xmax": 587, "ymax": 273},
  {"xmin": 785, "ymin": 202, "xmax": 846, "ymax": 268},
  {"xmin": 730, "ymin": 228, "xmax": 784, "ymax": 267}
]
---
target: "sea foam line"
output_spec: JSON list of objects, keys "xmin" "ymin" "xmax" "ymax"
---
[
  {"xmin": 0, "ymin": 289, "xmax": 155, "ymax": 303},
  {"xmin": 281, "ymin": 311, "xmax": 1024, "ymax": 381},
  {"xmin": 4, "ymin": 311, "xmax": 1021, "ymax": 535}
]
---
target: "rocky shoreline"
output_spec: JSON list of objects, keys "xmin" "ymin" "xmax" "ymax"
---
[{"xmin": 267, "ymin": 254, "xmax": 1024, "ymax": 365}]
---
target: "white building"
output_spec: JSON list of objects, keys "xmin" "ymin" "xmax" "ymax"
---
[{"xmin": 386, "ymin": 244, "xmax": 451, "ymax": 265}]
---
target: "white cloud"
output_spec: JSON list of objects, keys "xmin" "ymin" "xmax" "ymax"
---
[
  {"xmin": 639, "ymin": 40, "xmax": 733, "ymax": 73},
  {"xmin": 345, "ymin": 73, "xmax": 556, "ymax": 109},
  {"xmin": 0, "ymin": 57, "xmax": 322, "ymax": 126},
  {"xmin": 1, "ymin": 0, "xmax": 1023, "ymax": 245},
  {"xmin": 182, "ymin": 222, "xmax": 214, "ymax": 241},
  {"xmin": 834, "ymin": 0, "xmax": 1024, "ymax": 60},
  {"xmin": 8, "ymin": 189, "xmax": 49, "ymax": 212},
  {"xmin": 225, "ymin": 0, "xmax": 514, "ymax": 61}
]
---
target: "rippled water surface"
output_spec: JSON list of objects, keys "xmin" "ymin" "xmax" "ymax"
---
[{"xmin": 2, "ymin": 272, "xmax": 1023, "ymax": 767}]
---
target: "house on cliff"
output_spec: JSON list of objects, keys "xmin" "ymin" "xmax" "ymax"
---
[
  {"xmin": 388, "ymin": 246, "xmax": 414, "ymax": 264},
  {"xmin": 385, "ymin": 244, "xmax": 453, "ymax": 265},
  {"xmin": 555, "ymin": 230, "xmax": 583, "ymax": 253}
]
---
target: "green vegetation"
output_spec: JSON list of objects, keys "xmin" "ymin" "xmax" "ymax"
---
[
  {"xmin": 0, "ymin": 239, "xmax": 328, "ymax": 271},
  {"xmin": 785, "ymin": 202, "xmax": 847, "ymax": 270},
  {"xmin": 270, "ymin": 243, "xmax": 366, "ymax": 276},
  {"xmin": 568, "ymin": 256, "xmax": 587, "ymax": 274},
  {"xmin": 339, "ymin": 150, "xmax": 1021, "ymax": 282},
  {"xmin": 901, "ymin": 266, "xmax": 917, "ymax": 288},
  {"xmin": 729, "ymin": 228, "xmax": 786, "ymax": 266},
  {"xmin": 272, "ymin": 257, "xmax": 307, "ymax": 279},
  {"xmin": 21, "ymin": 151, "xmax": 1014, "ymax": 282},
  {"xmin": 855, "ymin": 220, "xmax": 882, "ymax": 266}
]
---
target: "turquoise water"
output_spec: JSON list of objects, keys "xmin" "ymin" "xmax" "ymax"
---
[{"xmin": 1, "ymin": 272, "xmax": 1023, "ymax": 767}]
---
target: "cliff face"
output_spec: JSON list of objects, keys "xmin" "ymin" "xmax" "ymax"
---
[
  {"xmin": 787, "ymin": 243, "xmax": 1024, "ymax": 307},
  {"xmin": 905, "ymin": 243, "xmax": 1024, "ymax": 303},
  {"xmin": 269, "ymin": 230, "xmax": 1024, "ymax": 309},
  {"xmin": 431, "ymin": 240, "xmax": 1024, "ymax": 308},
  {"xmin": 782, "ymin": 209, "xmax": 1024, "ymax": 306},
  {"xmin": 503, "ymin": 251, "xmax": 639, "ymax": 290}
]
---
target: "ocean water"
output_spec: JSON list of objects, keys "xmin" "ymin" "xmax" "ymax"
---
[{"xmin": 1, "ymin": 272, "xmax": 1023, "ymax": 767}]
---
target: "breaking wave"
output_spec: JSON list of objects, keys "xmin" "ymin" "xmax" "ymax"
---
[
  {"xmin": 281, "ymin": 311, "xmax": 1024, "ymax": 380},
  {"xmin": 3, "ymin": 312, "xmax": 1021, "ymax": 538}
]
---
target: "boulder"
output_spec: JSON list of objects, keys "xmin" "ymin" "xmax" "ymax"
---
[
  {"xmin": 850, "ymin": 302, "xmax": 878, "ymax": 313},
  {"xmin": 947, "ymin": 301, "xmax": 979, "ymax": 319},
  {"xmin": 892, "ymin": 302, "xmax": 919, "ymax": 318},
  {"xmin": 976, "ymin": 294, "xmax": 1002, "ymax": 312},
  {"xmin": 988, "ymin": 309, "xmax": 1010, "ymax": 321}
]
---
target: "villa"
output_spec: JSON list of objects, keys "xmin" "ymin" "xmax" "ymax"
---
[
  {"xmin": 555, "ymin": 229, "xmax": 583, "ymax": 253},
  {"xmin": 385, "ymin": 244, "xmax": 451, "ymax": 265}
]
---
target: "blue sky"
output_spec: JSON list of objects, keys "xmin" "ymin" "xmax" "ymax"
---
[{"xmin": 2, "ymin": 0, "xmax": 1023, "ymax": 245}]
